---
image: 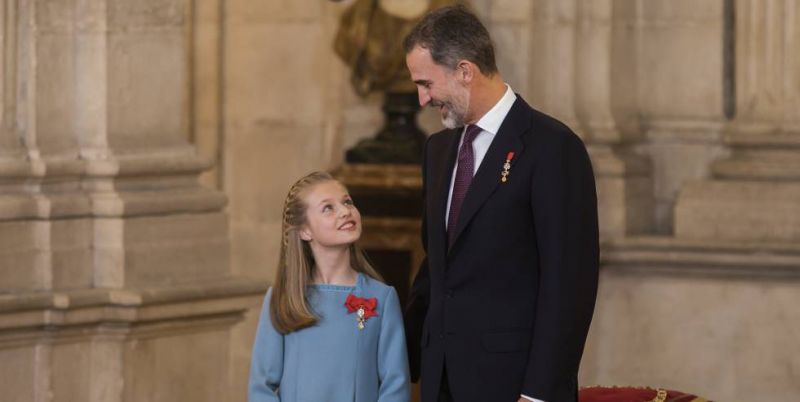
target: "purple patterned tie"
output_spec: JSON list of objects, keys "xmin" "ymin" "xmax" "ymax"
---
[{"xmin": 447, "ymin": 124, "xmax": 482, "ymax": 247}]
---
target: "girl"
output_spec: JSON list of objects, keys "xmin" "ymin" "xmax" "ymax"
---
[{"xmin": 249, "ymin": 171, "xmax": 410, "ymax": 402}]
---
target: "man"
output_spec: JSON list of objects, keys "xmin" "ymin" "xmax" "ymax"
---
[{"xmin": 403, "ymin": 6, "xmax": 599, "ymax": 402}]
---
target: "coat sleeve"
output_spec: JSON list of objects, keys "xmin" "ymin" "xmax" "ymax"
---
[
  {"xmin": 521, "ymin": 131, "xmax": 599, "ymax": 402},
  {"xmin": 248, "ymin": 287, "xmax": 284, "ymax": 402},
  {"xmin": 377, "ymin": 287, "xmax": 412, "ymax": 402},
  {"xmin": 404, "ymin": 134, "xmax": 433, "ymax": 383}
]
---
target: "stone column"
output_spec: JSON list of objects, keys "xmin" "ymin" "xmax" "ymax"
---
[
  {"xmin": 675, "ymin": 0, "xmax": 800, "ymax": 242},
  {"xmin": 574, "ymin": 0, "xmax": 654, "ymax": 237},
  {"xmin": 524, "ymin": 0, "xmax": 582, "ymax": 131},
  {"xmin": 504, "ymin": 0, "xmax": 653, "ymax": 237},
  {"xmin": 0, "ymin": 1, "xmax": 264, "ymax": 401}
]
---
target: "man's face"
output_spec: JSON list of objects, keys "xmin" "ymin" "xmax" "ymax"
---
[{"xmin": 406, "ymin": 46, "xmax": 470, "ymax": 129}]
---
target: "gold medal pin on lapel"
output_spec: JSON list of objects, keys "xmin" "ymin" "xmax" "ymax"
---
[{"xmin": 501, "ymin": 152, "xmax": 515, "ymax": 183}]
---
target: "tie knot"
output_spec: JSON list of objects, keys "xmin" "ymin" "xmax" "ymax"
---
[{"xmin": 463, "ymin": 124, "xmax": 482, "ymax": 144}]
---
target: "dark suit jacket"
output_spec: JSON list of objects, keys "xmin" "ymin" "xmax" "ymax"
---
[{"xmin": 405, "ymin": 96, "xmax": 599, "ymax": 402}]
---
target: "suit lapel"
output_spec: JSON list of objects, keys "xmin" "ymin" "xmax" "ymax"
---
[{"xmin": 448, "ymin": 97, "xmax": 532, "ymax": 253}]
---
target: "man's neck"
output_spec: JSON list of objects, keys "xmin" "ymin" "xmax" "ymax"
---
[{"xmin": 467, "ymin": 76, "xmax": 507, "ymax": 125}]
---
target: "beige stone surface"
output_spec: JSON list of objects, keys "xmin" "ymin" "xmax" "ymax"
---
[
  {"xmin": 526, "ymin": 0, "xmax": 581, "ymax": 130},
  {"xmin": 121, "ymin": 213, "xmax": 230, "ymax": 286},
  {"xmin": 35, "ymin": 33, "xmax": 78, "ymax": 155},
  {"xmin": 642, "ymin": 126, "xmax": 729, "ymax": 233},
  {"xmin": 0, "ymin": 220, "xmax": 49, "ymax": 291},
  {"xmin": 51, "ymin": 218, "xmax": 93, "ymax": 289},
  {"xmin": 582, "ymin": 241, "xmax": 800, "ymax": 401},
  {"xmin": 224, "ymin": 23, "xmax": 327, "ymax": 123},
  {"xmin": 637, "ymin": 18, "xmax": 724, "ymax": 120},
  {"xmin": 124, "ymin": 330, "xmax": 229, "ymax": 402},
  {"xmin": 226, "ymin": 0, "xmax": 323, "ymax": 24},
  {"xmin": 675, "ymin": 181, "xmax": 800, "ymax": 242},
  {"xmin": 108, "ymin": 32, "xmax": 188, "ymax": 149},
  {"xmin": 0, "ymin": 346, "xmax": 36, "ymax": 402},
  {"xmin": 230, "ymin": 221, "xmax": 281, "ymax": 281}
]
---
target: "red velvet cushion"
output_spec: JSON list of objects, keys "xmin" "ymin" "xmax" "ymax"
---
[{"xmin": 579, "ymin": 386, "xmax": 710, "ymax": 402}]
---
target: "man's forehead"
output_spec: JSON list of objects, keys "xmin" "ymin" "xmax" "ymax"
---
[
  {"xmin": 407, "ymin": 46, "xmax": 433, "ymax": 64},
  {"xmin": 406, "ymin": 47, "xmax": 440, "ymax": 80}
]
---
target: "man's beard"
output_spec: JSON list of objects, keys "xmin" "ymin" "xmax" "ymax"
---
[{"xmin": 432, "ymin": 90, "xmax": 469, "ymax": 129}]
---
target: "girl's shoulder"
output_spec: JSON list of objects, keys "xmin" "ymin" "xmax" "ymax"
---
[
  {"xmin": 360, "ymin": 274, "xmax": 391, "ymax": 292},
  {"xmin": 359, "ymin": 275, "xmax": 399, "ymax": 303}
]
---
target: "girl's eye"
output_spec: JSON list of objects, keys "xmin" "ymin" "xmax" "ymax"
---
[
  {"xmin": 343, "ymin": 199, "xmax": 354, "ymax": 206},
  {"xmin": 322, "ymin": 205, "xmax": 332, "ymax": 212}
]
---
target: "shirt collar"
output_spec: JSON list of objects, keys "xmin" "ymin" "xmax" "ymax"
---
[{"xmin": 473, "ymin": 84, "xmax": 517, "ymax": 135}]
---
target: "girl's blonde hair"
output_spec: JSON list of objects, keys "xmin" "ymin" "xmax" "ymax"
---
[{"xmin": 270, "ymin": 171, "xmax": 383, "ymax": 334}]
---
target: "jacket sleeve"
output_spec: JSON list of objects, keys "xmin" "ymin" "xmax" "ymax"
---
[
  {"xmin": 404, "ymin": 134, "xmax": 433, "ymax": 383},
  {"xmin": 377, "ymin": 287, "xmax": 412, "ymax": 402},
  {"xmin": 248, "ymin": 287, "xmax": 284, "ymax": 402},
  {"xmin": 521, "ymin": 131, "xmax": 599, "ymax": 401}
]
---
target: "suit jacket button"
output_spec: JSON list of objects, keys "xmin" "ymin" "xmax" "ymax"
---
[
  {"xmin": 438, "ymin": 333, "xmax": 444, "ymax": 340},
  {"xmin": 446, "ymin": 290, "xmax": 454, "ymax": 298}
]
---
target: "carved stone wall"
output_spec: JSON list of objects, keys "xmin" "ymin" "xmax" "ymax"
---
[{"xmin": 0, "ymin": 1, "xmax": 264, "ymax": 401}]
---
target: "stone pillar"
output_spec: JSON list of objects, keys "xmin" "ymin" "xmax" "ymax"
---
[
  {"xmin": 0, "ymin": 1, "xmax": 264, "ymax": 401},
  {"xmin": 574, "ymin": 0, "xmax": 654, "ymax": 237},
  {"xmin": 636, "ymin": 1, "xmax": 730, "ymax": 234},
  {"xmin": 503, "ymin": 0, "xmax": 653, "ymax": 237},
  {"xmin": 524, "ymin": 0, "xmax": 582, "ymax": 131},
  {"xmin": 675, "ymin": 0, "xmax": 800, "ymax": 242}
]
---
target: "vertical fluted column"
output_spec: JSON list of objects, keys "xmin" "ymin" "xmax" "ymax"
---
[
  {"xmin": 574, "ymin": 0, "xmax": 654, "ymax": 237},
  {"xmin": 675, "ymin": 0, "xmax": 800, "ymax": 241}
]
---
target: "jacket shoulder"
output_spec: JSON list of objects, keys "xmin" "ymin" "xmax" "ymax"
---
[{"xmin": 426, "ymin": 128, "xmax": 458, "ymax": 147}]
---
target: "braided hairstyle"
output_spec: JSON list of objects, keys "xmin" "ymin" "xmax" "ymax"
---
[{"xmin": 269, "ymin": 171, "xmax": 383, "ymax": 334}]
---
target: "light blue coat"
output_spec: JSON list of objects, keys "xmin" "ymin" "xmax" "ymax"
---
[{"xmin": 249, "ymin": 273, "xmax": 410, "ymax": 402}]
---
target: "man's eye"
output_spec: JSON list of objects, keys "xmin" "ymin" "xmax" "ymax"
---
[
  {"xmin": 343, "ymin": 199, "xmax": 354, "ymax": 206},
  {"xmin": 322, "ymin": 205, "xmax": 332, "ymax": 212}
]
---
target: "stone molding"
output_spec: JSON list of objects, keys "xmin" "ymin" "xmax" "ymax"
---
[
  {"xmin": 602, "ymin": 236, "xmax": 800, "ymax": 278},
  {"xmin": 0, "ymin": 278, "xmax": 267, "ymax": 344}
]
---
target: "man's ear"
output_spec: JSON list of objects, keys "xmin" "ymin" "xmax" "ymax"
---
[
  {"xmin": 299, "ymin": 227, "xmax": 313, "ymax": 242},
  {"xmin": 456, "ymin": 60, "xmax": 475, "ymax": 83}
]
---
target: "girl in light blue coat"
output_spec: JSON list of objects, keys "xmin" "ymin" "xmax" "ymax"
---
[{"xmin": 249, "ymin": 171, "xmax": 410, "ymax": 402}]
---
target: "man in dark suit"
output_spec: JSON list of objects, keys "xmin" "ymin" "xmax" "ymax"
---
[{"xmin": 402, "ymin": 6, "xmax": 599, "ymax": 402}]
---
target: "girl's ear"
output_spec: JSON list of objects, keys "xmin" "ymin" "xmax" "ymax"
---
[{"xmin": 299, "ymin": 227, "xmax": 313, "ymax": 242}]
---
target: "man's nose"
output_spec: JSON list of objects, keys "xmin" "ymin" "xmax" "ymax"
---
[{"xmin": 418, "ymin": 90, "xmax": 430, "ymax": 107}]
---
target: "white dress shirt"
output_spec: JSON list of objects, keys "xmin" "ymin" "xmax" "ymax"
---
[
  {"xmin": 444, "ymin": 85, "xmax": 545, "ymax": 402},
  {"xmin": 445, "ymin": 84, "xmax": 516, "ymax": 224}
]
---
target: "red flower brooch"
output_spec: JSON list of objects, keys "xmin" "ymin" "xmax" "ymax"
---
[{"xmin": 345, "ymin": 293, "xmax": 378, "ymax": 330}]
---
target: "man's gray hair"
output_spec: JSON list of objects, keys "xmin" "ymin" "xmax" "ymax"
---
[{"xmin": 403, "ymin": 5, "xmax": 498, "ymax": 76}]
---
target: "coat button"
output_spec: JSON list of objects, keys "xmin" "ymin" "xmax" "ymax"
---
[
  {"xmin": 446, "ymin": 290, "xmax": 454, "ymax": 298},
  {"xmin": 438, "ymin": 333, "xmax": 444, "ymax": 340}
]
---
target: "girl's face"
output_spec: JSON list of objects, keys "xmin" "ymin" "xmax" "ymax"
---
[{"xmin": 299, "ymin": 180, "xmax": 362, "ymax": 249}]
